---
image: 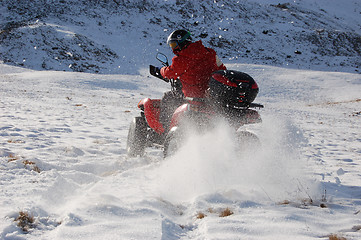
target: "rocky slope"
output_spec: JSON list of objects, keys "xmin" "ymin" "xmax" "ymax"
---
[{"xmin": 0, "ymin": 0, "xmax": 360, "ymax": 74}]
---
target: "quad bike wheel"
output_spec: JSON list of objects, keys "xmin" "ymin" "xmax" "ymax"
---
[
  {"xmin": 163, "ymin": 127, "xmax": 182, "ymax": 158},
  {"xmin": 127, "ymin": 117, "xmax": 147, "ymax": 157},
  {"xmin": 236, "ymin": 130, "xmax": 261, "ymax": 152}
]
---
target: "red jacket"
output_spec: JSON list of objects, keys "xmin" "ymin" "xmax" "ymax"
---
[{"xmin": 160, "ymin": 41, "xmax": 226, "ymax": 98}]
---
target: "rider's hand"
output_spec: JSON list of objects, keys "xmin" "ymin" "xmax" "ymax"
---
[{"xmin": 149, "ymin": 65, "xmax": 161, "ymax": 76}]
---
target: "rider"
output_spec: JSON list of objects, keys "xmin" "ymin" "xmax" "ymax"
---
[{"xmin": 159, "ymin": 29, "xmax": 227, "ymax": 131}]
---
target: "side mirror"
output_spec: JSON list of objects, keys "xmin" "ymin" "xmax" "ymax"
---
[{"xmin": 156, "ymin": 53, "xmax": 169, "ymax": 66}]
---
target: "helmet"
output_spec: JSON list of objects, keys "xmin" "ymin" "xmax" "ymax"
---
[
  {"xmin": 208, "ymin": 70, "xmax": 259, "ymax": 108},
  {"xmin": 167, "ymin": 29, "xmax": 192, "ymax": 52}
]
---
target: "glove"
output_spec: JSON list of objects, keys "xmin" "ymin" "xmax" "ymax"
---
[
  {"xmin": 150, "ymin": 65, "xmax": 169, "ymax": 82},
  {"xmin": 149, "ymin": 65, "xmax": 161, "ymax": 76}
]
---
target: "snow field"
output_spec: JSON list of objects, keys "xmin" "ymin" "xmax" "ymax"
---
[
  {"xmin": 1, "ymin": 0, "xmax": 361, "ymax": 238},
  {"xmin": 1, "ymin": 63, "xmax": 360, "ymax": 239}
]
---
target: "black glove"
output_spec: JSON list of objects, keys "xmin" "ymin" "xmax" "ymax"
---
[
  {"xmin": 150, "ymin": 65, "xmax": 169, "ymax": 82},
  {"xmin": 149, "ymin": 65, "xmax": 161, "ymax": 77}
]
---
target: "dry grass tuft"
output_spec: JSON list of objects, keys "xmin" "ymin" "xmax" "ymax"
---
[
  {"xmin": 219, "ymin": 208, "xmax": 234, "ymax": 218},
  {"xmin": 7, "ymin": 154, "xmax": 20, "ymax": 162},
  {"xmin": 7, "ymin": 139, "xmax": 25, "ymax": 144},
  {"xmin": 279, "ymin": 200, "xmax": 290, "ymax": 205},
  {"xmin": 204, "ymin": 207, "xmax": 234, "ymax": 217},
  {"xmin": 328, "ymin": 234, "xmax": 347, "ymax": 240},
  {"xmin": 5, "ymin": 154, "xmax": 41, "ymax": 173},
  {"xmin": 196, "ymin": 212, "xmax": 206, "ymax": 219},
  {"xmin": 207, "ymin": 208, "xmax": 215, "ymax": 214},
  {"xmin": 22, "ymin": 160, "xmax": 41, "ymax": 173},
  {"xmin": 15, "ymin": 211, "xmax": 35, "ymax": 232}
]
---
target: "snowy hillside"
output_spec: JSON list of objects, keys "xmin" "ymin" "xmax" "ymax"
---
[
  {"xmin": 1, "ymin": 0, "xmax": 360, "ymax": 74},
  {"xmin": 1, "ymin": 0, "xmax": 361, "ymax": 239}
]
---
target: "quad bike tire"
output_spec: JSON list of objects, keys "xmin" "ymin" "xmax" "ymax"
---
[
  {"xmin": 127, "ymin": 117, "xmax": 147, "ymax": 157},
  {"xmin": 163, "ymin": 127, "xmax": 182, "ymax": 158},
  {"xmin": 236, "ymin": 130, "xmax": 261, "ymax": 151}
]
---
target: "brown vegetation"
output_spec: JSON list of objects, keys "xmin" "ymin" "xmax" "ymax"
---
[
  {"xmin": 328, "ymin": 234, "xmax": 347, "ymax": 240},
  {"xmin": 219, "ymin": 208, "xmax": 234, "ymax": 218},
  {"xmin": 196, "ymin": 212, "xmax": 206, "ymax": 219},
  {"xmin": 7, "ymin": 154, "xmax": 20, "ymax": 162},
  {"xmin": 23, "ymin": 160, "xmax": 41, "ymax": 173},
  {"xmin": 15, "ymin": 211, "xmax": 35, "ymax": 232}
]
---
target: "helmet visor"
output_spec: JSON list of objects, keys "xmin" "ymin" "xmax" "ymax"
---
[{"xmin": 169, "ymin": 41, "xmax": 178, "ymax": 49}]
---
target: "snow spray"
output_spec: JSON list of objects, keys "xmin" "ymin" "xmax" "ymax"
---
[{"xmin": 156, "ymin": 115, "xmax": 319, "ymax": 203}]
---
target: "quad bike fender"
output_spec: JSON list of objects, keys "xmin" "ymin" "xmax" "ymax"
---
[
  {"xmin": 243, "ymin": 109, "xmax": 262, "ymax": 124},
  {"xmin": 169, "ymin": 103, "xmax": 189, "ymax": 131},
  {"xmin": 138, "ymin": 98, "xmax": 164, "ymax": 134}
]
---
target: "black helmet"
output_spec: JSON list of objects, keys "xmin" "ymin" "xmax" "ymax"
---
[
  {"xmin": 167, "ymin": 29, "xmax": 192, "ymax": 51},
  {"xmin": 208, "ymin": 70, "xmax": 259, "ymax": 108}
]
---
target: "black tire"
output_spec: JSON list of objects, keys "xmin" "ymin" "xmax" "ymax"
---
[
  {"xmin": 163, "ymin": 127, "xmax": 181, "ymax": 158},
  {"xmin": 126, "ymin": 117, "xmax": 147, "ymax": 157}
]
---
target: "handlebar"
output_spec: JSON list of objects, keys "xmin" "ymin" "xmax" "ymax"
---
[
  {"xmin": 248, "ymin": 103, "xmax": 264, "ymax": 108},
  {"xmin": 149, "ymin": 65, "xmax": 169, "ymax": 82}
]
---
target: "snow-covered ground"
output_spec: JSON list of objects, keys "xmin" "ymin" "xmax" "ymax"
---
[
  {"xmin": 1, "ymin": 61, "xmax": 360, "ymax": 239},
  {"xmin": 1, "ymin": 0, "xmax": 361, "ymax": 239}
]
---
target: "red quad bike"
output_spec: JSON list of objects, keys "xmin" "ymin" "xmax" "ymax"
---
[{"xmin": 126, "ymin": 53, "xmax": 264, "ymax": 158}]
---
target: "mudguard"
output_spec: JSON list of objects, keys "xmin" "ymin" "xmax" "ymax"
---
[
  {"xmin": 243, "ymin": 109, "xmax": 262, "ymax": 124},
  {"xmin": 138, "ymin": 98, "xmax": 164, "ymax": 134},
  {"xmin": 169, "ymin": 103, "xmax": 189, "ymax": 131}
]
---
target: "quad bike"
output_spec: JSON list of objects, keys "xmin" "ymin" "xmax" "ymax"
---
[{"xmin": 126, "ymin": 53, "xmax": 264, "ymax": 158}]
